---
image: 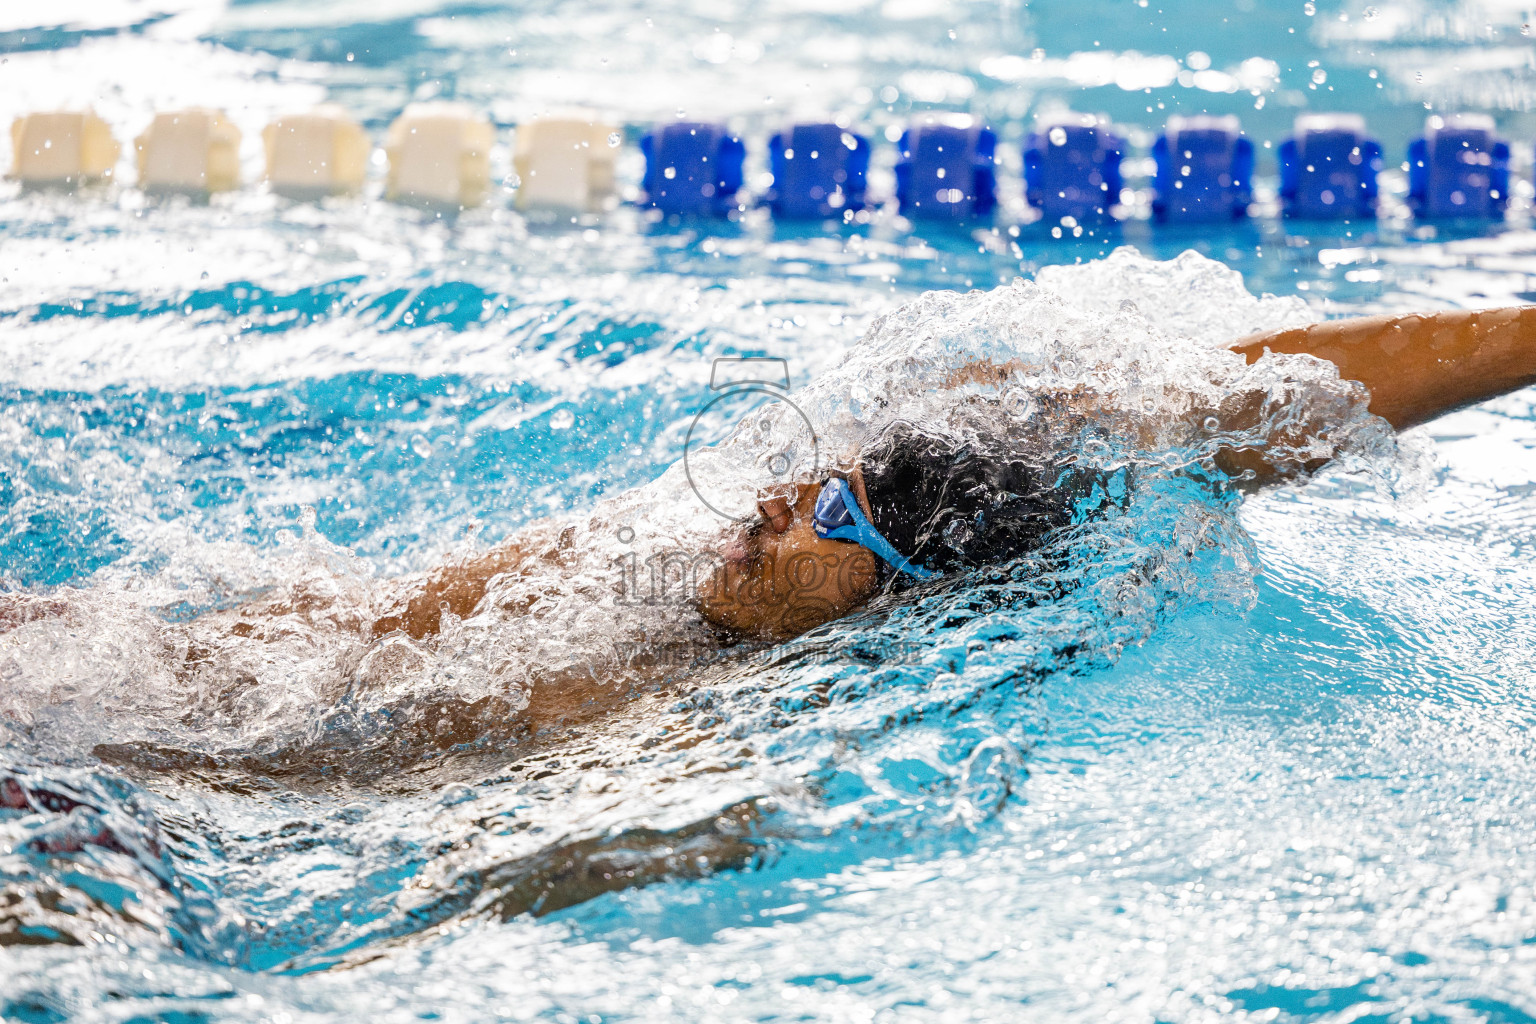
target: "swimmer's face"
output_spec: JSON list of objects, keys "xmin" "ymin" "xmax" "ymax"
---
[{"xmin": 695, "ymin": 481, "xmax": 882, "ymax": 640}]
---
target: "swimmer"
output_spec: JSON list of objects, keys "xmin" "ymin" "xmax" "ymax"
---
[
  {"xmin": 4, "ymin": 305, "xmax": 1533, "ymax": 659},
  {"xmin": 4, "ymin": 302, "xmax": 1534, "ymax": 911},
  {"xmin": 369, "ymin": 306, "xmax": 1536, "ymax": 644}
]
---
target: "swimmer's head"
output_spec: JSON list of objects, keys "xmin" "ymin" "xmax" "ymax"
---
[
  {"xmin": 695, "ymin": 422, "xmax": 1087, "ymax": 640},
  {"xmin": 693, "ymin": 477, "xmax": 882, "ymax": 640},
  {"xmin": 857, "ymin": 422, "xmax": 1088, "ymax": 577}
]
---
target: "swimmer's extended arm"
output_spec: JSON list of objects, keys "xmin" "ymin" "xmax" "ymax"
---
[
  {"xmin": 218, "ymin": 553, "xmax": 522, "ymax": 641},
  {"xmin": 368, "ymin": 519, "xmax": 573, "ymax": 639},
  {"xmin": 948, "ymin": 307, "xmax": 1536, "ymax": 431},
  {"xmin": 232, "ymin": 520, "xmax": 569, "ymax": 641},
  {"xmin": 1230, "ymin": 306, "xmax": 1536, "ymax": 431},
  {"xmin": 945, "ymin": 308, "xmax": 1536, "ymax": 482},
  {"xmin": 369, "ymin": 548, "xmax": 521, "ymax": 639},
  {"xmin": 1216, "ymin": 307, "xmax": 1536, "ymax": 483}
]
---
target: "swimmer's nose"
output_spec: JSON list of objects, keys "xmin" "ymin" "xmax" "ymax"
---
[{"xmin": 756, "ymin": 495, "xmax": 791, "ymax": 534}]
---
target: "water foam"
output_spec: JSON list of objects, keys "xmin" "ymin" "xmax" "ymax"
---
[
  {"xmin": 1, "ymin": 250, "xmax": 1398, "ymax": 754},
  {"xmin": 2, "ymin": 249, "xmax": 1412, "ymax": 972}
]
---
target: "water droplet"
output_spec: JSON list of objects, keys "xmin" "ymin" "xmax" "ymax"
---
[
  {"xmin": 1003, "ymin": 390, "xmax": 1036, "ymax": 419},
  {"xmin": 411, "ymin": 434, "xmax": 433, "ymax": 458},
  {"xmin": 1203, "ymin": 416, "xmax": 1220, "ymax": 431},
  {"xmin": 200, "ymin": 271, "xmax": 209, "ymax": 280},
  {"xmin": 1363, "ymin": 5, "xmax": 1379, "ymax": 20},
  {"xmin": 1048, "ymin": 126, "xmax": 1068, "ymax": 146},
  {"xmin": 550, "ymin": 408, "xmax": 575, "ymax": 430},
  {"xmin": 336, "ymin": 802, "xmax": 371, "ymax": 823},
  {"xmin": 607, "ymin": 132, "xmax": 621, "ymax": 147},
  {"xmin": 663, "ymin": 166, "xmax": 677, "ymax": 179},
  {"xmin": 1312, "ymin": 68, "xmax": 1327, "ymax": 84},
  {"xmin": 438, "ymin": 783, "xmax": 474, "ymax": 806},
  {"xmin": 943, "ymin": 518, "xmax": 975, "ymax": 551},
  {"xmin": 346, "ymin": 51, "xmax": 355, "ymax": 61},
  {"xmin": 1303, "ymin": 1, "xmax": 1315, "ymax": 14}
]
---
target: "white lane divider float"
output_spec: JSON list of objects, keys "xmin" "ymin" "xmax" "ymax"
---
[
  {"xmin": 262, "ymin": 104, "xmax": 371, "ymax": 199},
  {"xmin": 8, "ymin": 109, "xmax": 120, "ymax": 187},
  {"xmin": 512, "ymin": 114, "xmax": 620, "ymax": 213},
  {"xmin": 384, "ymin": 102, "xmax": 494, "ymax": 210},
  {"xmin": 135, "ymin": 108, "xmax": 242, "ymax": 195}
]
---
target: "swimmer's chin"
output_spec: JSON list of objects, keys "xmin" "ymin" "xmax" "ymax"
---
[
  {"xmin": 695, "ymin": 605, "xmax": 824, "ymax": 645},
  {"xmin": 693, "ymin": 574, "xmax": 771, "ymax": 641},
  {"xmin": 693, "ymin": 568, "xmax": 809, "ymax": 643},
  {"xmin": 694, "ymin": 577, "xmax": 858, "ymax": 644}
]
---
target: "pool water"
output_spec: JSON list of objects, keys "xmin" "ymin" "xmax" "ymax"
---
[{"xmin": 4, "ymin": 1, "xmax": 1536, "ymax": 1022}]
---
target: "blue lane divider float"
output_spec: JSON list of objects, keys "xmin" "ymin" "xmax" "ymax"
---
[
  {"xmin": 1278, "ymin": 113, "xmax": 1381, "ymax": 220},
  {"xmin": 893, "ymin": 115, "xmax": 997, "ymax": 222},
  {"xmin": 1407, "ymin": 113, "xmax": 1510, "ymax": 220},
  {"xmin": 764, "ymin": 122, "xmax": 869, "ymax": 219},
  {"xmin": 1152, "ymin": 114, "xmax": 1254, "ymax": 223},
  {"xmin": 1023, "ymin": 114, "xmax": 1124, "ymax": 223},
  {"xmin": 639, "ymin": 121, "xmax": 745, "ymax": 216}
]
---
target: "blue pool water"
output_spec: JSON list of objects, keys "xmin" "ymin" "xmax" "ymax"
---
[{"xmin": 4, "ymin": 2, "xmax": 1536, "ymax": 1022}]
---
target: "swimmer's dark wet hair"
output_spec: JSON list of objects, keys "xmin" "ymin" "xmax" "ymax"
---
[{"xmin": 859, "ymin": 421, "xmax": 1104, "ymax": 580}]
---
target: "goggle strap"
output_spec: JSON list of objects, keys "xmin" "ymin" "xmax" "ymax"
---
[{"xmin": 823, "ymin": 479, "xmax": 938, "ymax": 581}]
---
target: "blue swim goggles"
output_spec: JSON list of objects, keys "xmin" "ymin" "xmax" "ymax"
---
[{"xmin": 812, "ymin": 477, "xmax": 938, "ymax": 580}]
